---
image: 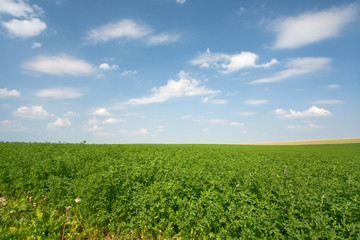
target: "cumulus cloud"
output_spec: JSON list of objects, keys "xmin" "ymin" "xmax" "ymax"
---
[
  {"xmin": 92, "ymin": 108, "xmax": 111, "ymax": 116},
  {"xmin": 249, "ymin": 57, "xmax": 331, "ymax": 84},
  {"xmin": 2, "ymin": 18, "xmax": 46, "ymax": 38},
  {"xmin": 312, "ymin": 99, "xmax": 344, "ymax": 105},
  {"xmin": 146, "ymin": 32, "xmax": 181, "ymax": 45},
  {"xmin": 103, "ymin": 117, "xmax": 125, "ymax": 124},
  {"xmin": 245, "ymin": 99, "xmax": 268, "ymax": 105},
  {"xmin": 134, "ymin": 128, "xmax": 148, "ymax": 135},
  {"xmin": 35, "ymin": 87, "xmax": 82, "ymax": 99},
  {"xmin": 270, "ymin": 4, "xmax": 358, "ymax": 49},
  {"xmin": 190, "ymin": 48, "xmax": 278, "ymax": 74},
  {"xmin": 274, "ymin": 106, "xmax": 331, "ymax": 119},
  {"xmin": 85, "ymin": 19, "xmax": 151, "ymax": 44},
  {"xmin": 13, "ymin": 105, "xmax": 51, "ymax": 118},
  {"xmin": 47, "ymin": 118, "xmax": 71, "ymax": 129},
  {"xmin": 22, "ymin": 54, "xmax": 95, "ymax": 76},
  {"xmin": 0, "ymin": 0, "xmax": 36, "ymax": 17},
  {"xmin": 125, "ymin": 71, "xmax": 219, "ymax": 105},
  {"xmin": 99, "ymin": 63, "xmax": 119, "ymax": 71},
  {"xmin": 0, "ymin": 88, "xmax": 20, "ymax": 98}
]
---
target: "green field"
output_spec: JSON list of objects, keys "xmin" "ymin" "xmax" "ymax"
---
[{"xmin": 1, "ymin": 143, "xmax": 360, "ymax": 239}]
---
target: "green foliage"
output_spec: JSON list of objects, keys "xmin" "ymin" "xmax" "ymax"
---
[{"xmin": 0, "ymin": 142, "xmax": 360, "ymax": 239}]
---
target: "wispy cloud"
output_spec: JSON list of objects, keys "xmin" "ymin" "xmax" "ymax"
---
[
  {"xmin": 236, "ymin": 112, "xmax": 256, "ymax": 116},
  {"xmin": 86, "ymin": 19, "xmax": 151, "ymax": 44},
  {"xmin": 32, "ymin": 41, "xmax": 41, "ymax": 49},
  {"xmin": 249, "ymin": 57, "xmax": 331, "ymax": 84},
  {"xmin": 190, "ymin": 48, "xmax": 278, "ymax": 74},
  {"xmin": 327, "ymin": 84, "xmax": 340, "ymax": 89},
  {"xmin": 13, "ymin": 105, "xmax": 52, "ymax": 119},
  {"xmin": 274, "ymin": 106, "xmax": 331, "ymax": 119},
  {"xmin": 22, "ymin": 54, "xmax": 95, "ymax": 76},
  {"xmin": 202, "ymin": 97, "xmax": 228, "ymax": 104},
  {"xmin": 286, "ymin": 121, "xmax": 324, "ymax": 130},
  {"xmin": 312, "ymin": 99, "xmax": 344, "ymax": 105},
  {"xmin": 245, "ymin": 99, "xmax": 268, "ymax": 105},
  {"xmin": 146, "ymin": 32, "xmax": 181, "ymax": 45},
  {"xmin": 85, "ymin": 19, "xmax": 180, "ymax": 45},
  {"xmin": 0, "ymin": 120, "xmax": 27, "ymax": 132},
  {"xmin": 35, "ymin": 87, "xmax": 82, "ymax": 99},
  {"xmin": 0, "ymin": 88, "xmax": 20, "ymax": 98},
  {"xmin": 270, "ymin": 4, "xmax": 358, "ymax": 49},
  {"xmin": 176, "ymin": 0, "xmax": 186, "ymax": 4},
  {"xmin": 125, "ymin": 71, "xmax": 219, "ymax": 105},
  {"xmin": 0, "ymin": 0, "xmax": 40, "ymax": 17}
]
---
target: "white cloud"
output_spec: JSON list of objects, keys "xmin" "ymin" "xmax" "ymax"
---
[
  {"xmin": 87, "ymin": 118, "xmax": 98, "ymax": 125},
  {"xmin": 236, "ymin": 112, "xmax": 256, "ymax": 116},
  {"xmin": 0, "ymin": 0, "xmax": 34, "ymax": 17},
  {"xmin": 274, "ymin": 106, "xmax": 331, "ymax": 119},
  {"xmin": 0, "ymin": 88, "xmax": 20, "ymax": 98},
  {"xmin": 286, "ymin": 121, "xmax": 324, "ymax": 130},
  {"xmin": 328, "ymin": 84, "xmax": 340, "ymax": 89},
  {"xmin": 0, "ymin": 120, "xmax": 27, "ymax": 132},
  {"xmin": 202, "ymin": 128, "xmax": 210, "ymax": 134},
  {"xmin": 230, "ymin": 122, "xmax": 245, "ymax": 126},
  {"xmin": 250, "ymin": 57, "xmax": 331, "ymax": 84},
  {"xmin": 2, "ymin": 18, "xmax": 46, "ymax": 38},
  {"xmin": 157, "ymin": 125, "xmax": 164, "ymax": 133},
  {"xmin": 64, "ymin": 111, "xmax": 79, "ymax": 117},
  {"xmin": 207, "ymin": 118, "xmax": 227, "ymax": 124},
  {"xmin": 242, "ymin": 130, "xmax": 247, "ymax": 134},
  {"xmin": 103, "ymin": 117, "xmax": 125, "ymax": 124},
  {"xmin": 35, "ymin": 87, "xmax": 82, "ymax": 99},
  {"xmin": 32, "ymin": 41, "xmax": 41, "ymax": 49},
  {"xmin": 125, "ymin": 71, "xmax": 219, "ymax": 105},
  {"xmin": 271, "ymin": 4, "xmax": 358, "ymax": 49},
  {"xmin": 245, "ymin": 99, "xmax": 268, "ymax": 105},
  {"xmin": 134, "ymin": 128, "xmax": 148, "ymax": 135},
  {"xmin": 202, "ymin": 97, "xmax": 228, "ymax": 104},
  {"xmin": 182, "ymin": 115, "xmax": 191, "ymax": 119},
  {"xmin": 13, "ymin": 105, "xmax": 51, "ymax": 118},
  {"xmin": 87, "ymin": 125, "xmax": 103, "ymax": 132},
  {"xmin": 190, "ymin": 48, "xmax": 278, "ymax": 74},
  {"xmin": 85, "ymin": 19, "xmax": 151, "ymax": 44},
  {"xmin": 176, "ymin": 0, "xmax": 186, "ymax": 4},
  {"xmin": 146, "ymin": 32, "xmax": 180, "ymax": 45},
  {"xmin": 92, "ymin": 108, "xmax": 111, "ymax": 116},
  {"xmin": 47, "ymin": 118, "xmax": 71, "ymax": 129},
  {"xmin": 22, "ymin": 54, "xmax": 95, "ymax": 76},
  {"xmin": 99, "ymin": 63, "xmax": 119, "ymax": 71},
  {"xmin": 121, "ymin": 70, "xmax": 138, "ymax": 76},
  {"xmin": 312, "ymin": 99, "xmax": 344, "ymax": 105}
]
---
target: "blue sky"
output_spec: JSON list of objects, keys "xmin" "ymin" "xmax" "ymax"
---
[{"xmin": 0, "ymin": 0, "xmax": 359, "ymax": 143}]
